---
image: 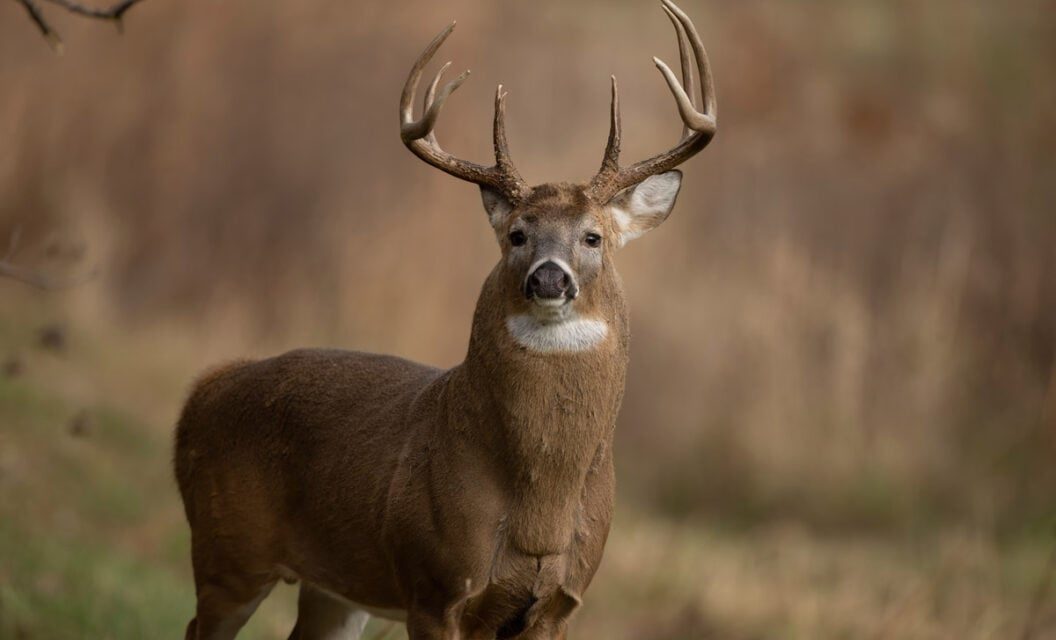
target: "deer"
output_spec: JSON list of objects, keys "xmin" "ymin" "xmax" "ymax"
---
[{"xmin": 173, "ymin": 1, "xmax": 716, "ymax": 638}]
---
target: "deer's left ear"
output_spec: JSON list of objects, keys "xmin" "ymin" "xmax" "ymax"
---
[{"xmin": 604, "ymin": 171, "xmax": 682, "ymax": 247}]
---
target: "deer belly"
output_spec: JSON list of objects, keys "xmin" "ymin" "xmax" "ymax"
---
[{"xmin": 276, "ymin": 566, "xmax": 409, "ymax": 622}]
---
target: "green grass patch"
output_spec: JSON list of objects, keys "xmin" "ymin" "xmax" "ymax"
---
[{"xmin": 0, "ymin": 521, "xmax": 193, "ymax": 640}]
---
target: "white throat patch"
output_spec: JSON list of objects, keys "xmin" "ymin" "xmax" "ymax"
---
[{"xmin": 506, "ymin": 314, "xmax": 609, "ymax": 353}]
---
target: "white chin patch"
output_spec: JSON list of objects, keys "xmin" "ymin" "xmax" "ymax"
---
[{"xmin": 506, "ymin": 313, "xmax": 609, "ymax": 353}]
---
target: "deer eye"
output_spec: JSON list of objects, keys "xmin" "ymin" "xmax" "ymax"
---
[
  {"xmin": 584, "ymin": 232, "xmax": 602, "ymax": 248},
  {"xmin": 509, "ymin": 230, "xmax": 527, "ymax": 247}
]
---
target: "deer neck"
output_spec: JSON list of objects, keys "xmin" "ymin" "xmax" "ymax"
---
[{"xmin": 454, "ymin": 265, "xmax": 629, "ymax": 555}]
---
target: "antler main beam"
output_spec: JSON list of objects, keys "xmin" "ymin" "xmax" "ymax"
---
[
  {"xmin": 15, "ymin": 0, "xmax": 148, "ymax": 51},
  {"xmin": 400, "ymin": 23, "xmax": 531, "ymax": 203},
  {"xmin": 589, "ymin": 0, "xmax": 718, "ymax": 202}
]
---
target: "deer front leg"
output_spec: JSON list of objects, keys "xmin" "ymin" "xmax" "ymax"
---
[
  {"xmin": 531, "ymin": 627, "xmax": 568, "ymax": 640},
  {"xmin": 513, "ymin": 584, "xmax": 581, "ymax": 640},
  {"xmin": 405, "ymin": 586, "xmax": 485, "ymax": 640},
  {"xmin": 185, "ymin": 578, "xmax": 275, "ymax": 640},
  {"xmin": 514, "ymin": 618, "xmax": 571, "ymax": 640},
  {"xmin": 405, "ymin": 611, "xmax": 457, "ymax": 640}
]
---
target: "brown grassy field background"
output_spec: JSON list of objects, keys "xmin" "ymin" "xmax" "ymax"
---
[{"xmin": 1, "ymin": 0, "xmax": 1055, "ymax": 638}]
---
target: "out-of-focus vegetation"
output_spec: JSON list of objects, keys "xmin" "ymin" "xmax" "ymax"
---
[{"xmin": 1, "ymin": 0, "xmax": 1054, "ymax": 638}]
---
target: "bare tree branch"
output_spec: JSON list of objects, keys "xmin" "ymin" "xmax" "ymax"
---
[
  {"xmin": 0, "ymin": 228, "xmax": 95, "ymax": 290},
  {"xmin": 15, "ymin": 0, "xmax": 62, "ymax": 52},
  {"xmin": 41, "ymin": 0, "xmax": 144, "ymax": 20},
  {"xmin": 14, "ymin": 0, "xmax": 148, "ymax": 51}
]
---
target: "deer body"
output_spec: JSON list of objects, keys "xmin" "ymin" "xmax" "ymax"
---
[
  {"xmin": 176, "ymin": 189, "xmax": 629, "ymax": 639},
  {"xmin": 176, "ymin": 2, "xmax": 716, "ymax": 638}
]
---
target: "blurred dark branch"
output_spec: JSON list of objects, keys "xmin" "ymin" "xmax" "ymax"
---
[
  {"xmin": 14, "ymin": 0, "xmax": 148, "ymax": 52},
  {"xmin": 41, "ymin": 0, "xmax": 143, "ymax": 20},
  {"xmin": 15, "ymin": 0, "xmax": 61, "ymax": 50},
  {"xmin": 0, "ymin": 228, "xmax": 94, "ymax": 290}
]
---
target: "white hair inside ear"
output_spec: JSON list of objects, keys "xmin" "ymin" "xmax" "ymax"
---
[
  {"xmin": 606, "ymin": 171, "xmax": 683, "ymax": 247},
  {"xmin": 481, "ymin": 187, "xmax": 514, "ymax": 231}
]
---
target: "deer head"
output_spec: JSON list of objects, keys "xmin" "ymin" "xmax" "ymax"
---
[{"xmin": 399, "ymin": 0, "xmax": 716, "ymax": 351}]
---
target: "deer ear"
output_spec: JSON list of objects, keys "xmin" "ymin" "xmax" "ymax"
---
[
  {"xmin": 605, "ymin": 170, "xmax": 682, "ymax": 247},
  {"xmin": 481, "ymin": 186, "xmax": 514, "ymax": 230}
]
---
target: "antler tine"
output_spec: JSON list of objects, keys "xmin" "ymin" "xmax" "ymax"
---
[
  {"xmin": 400, "ymin": 23, "xmax": 452, "ymax": 136},
  {"xmin": 422, "ymin": 61, "xmax": 453, "ymax": 144},
  {"xmin": 659, "ymin": 0, "xmax": 716, "ymax": 126},
  {"xmin": 423, "ymin": 62, "xmax": 450, "ymax": 112},
  {"xmin": 589, "ymin": 0, "xmax": 717, "ymax": 201},
  {"xmin": 661, "ymin": 3, "xmax": 696, "ymax": 140},
  {"xmin": 400, "ymin": 23, "xmax": 470, "ymax": 144},
  {"xmin": 399, "ymin": 23, "xmax": 530, "ymax": 202},
  {"xmin": 588, "ymin": 76, "xmax": 622, "ymax": 200},
  {"xmin": 493, "ymin": 85, "xmax": 513, "ymax": 172},
  {"xmin": 598, "ymin": 76, "xmax": 622, "ymax": 177}
]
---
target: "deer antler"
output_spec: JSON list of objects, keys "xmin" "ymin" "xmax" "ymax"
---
[
  {"xmin": 588, "ymin": 0, "xmax": 718, "ymax": 202},
  {"xmin": 400, "ymin": 23, "xmax": 532, "ymax": 203}
]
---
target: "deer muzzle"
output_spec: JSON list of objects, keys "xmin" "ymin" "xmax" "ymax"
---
[{"xmin": 525, "ymin": 260, "xmax": 577, "ymax": 302}]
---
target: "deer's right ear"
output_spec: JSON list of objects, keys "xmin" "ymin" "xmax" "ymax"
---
[
  {"xmin": 604, "ymin": 170, "xmax": 682, "ymax": 247},
  {"xmin": 481, "ymin": 187, "xmax": 514, "ymax": 230}
]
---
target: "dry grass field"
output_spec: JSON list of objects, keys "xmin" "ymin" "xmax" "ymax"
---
[
  {"xmin": 1, "ymin": 298, "xmax": 1052, "ymax": 638},
  {"xmin": 1, "ymin": 0, "xmax": 1055, "ymax": 638}
]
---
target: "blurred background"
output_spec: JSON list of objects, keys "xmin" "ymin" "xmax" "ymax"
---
[{"xmin": 1, "ymin": 0, "xmax": 1054, "ymax": 638}]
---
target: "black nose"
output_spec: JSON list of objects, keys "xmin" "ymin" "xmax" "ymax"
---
[{"xmin": 526, "ymin": 261, "xmax": 571, "ymax": 300}]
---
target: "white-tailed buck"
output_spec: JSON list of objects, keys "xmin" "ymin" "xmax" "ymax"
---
[{"xmin": 174, "ymin": 2, "xmax": 716, "ymax": 638}]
